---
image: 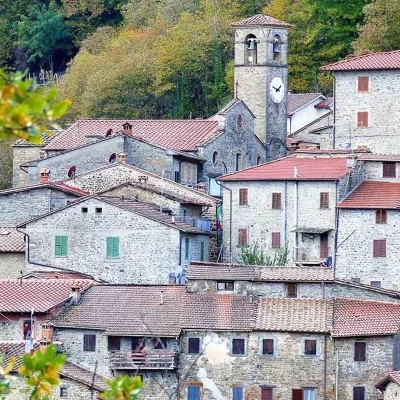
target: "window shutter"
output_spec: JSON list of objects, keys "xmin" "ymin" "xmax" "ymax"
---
[
  {"xmin": 187, "ymin": 386, "xmax": 200, "ymax": 400},
  {"xmin": 357, "ymin": 112, "xmax": 368, "ymax": 127},
  {"xmin": 320, "ymin": 192, "xmax": 329, "ymax": 208},
  {"xmin": 373, "ymin": 239, "xmax": 386, "ymax": 257},
  {"xmin": 353, "ymin": 387, "xmax": 365, "ymax": 400},
  {"xmin": 358, "ymin": 77, "xmax": 369, "ymax": 92},
  {"xmin": 238, "ymin": 229, "xmax": 248, "ymax": 246},
  {"xmin": 272, "ymin": 193, "xmax": 281, "ymax": 209},
  {"xmin": 239, "ymin": 189, "xmax": 248, "ymax": 205},
  {"xmin": 55, "ymin": 236, "xmax": 61, "ymax": 256},
  {"xmin": 232, "ymin": 387, "xmax": 243, "ymax": 400},
  {"xmin": 261, "ymin": 388, "xmax": 273, "ymax": 400},
  {"xmin": 354, "ymin": 342, "xmax": 366, "ymax": 361},
  {"xmin": 55, "ymin": 236, "xmax": 67, "ymax": 257},
  {"xmin": 185, "ymin": 238, "xmax": 190, "ymax": 258},
  {"xmin": 271, "ymin": 232, "xmax": 281, "ymax": 248},
  {"xmin": 113, "ymin": 237, "xmax": 119, "ymax": 257},
  {"xmin": 292, "ymin": 389, "xmax": 303, "ymax": 400}
]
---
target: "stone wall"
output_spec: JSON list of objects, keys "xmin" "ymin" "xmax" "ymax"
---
[
  {"xmin": 0, "ymin": 253, "xmax": 25, "ymax": 278},
  {"xmin": 382, "ymin": 381, "xmax": 400, "ymax": 400},
  {"xmin": 362, "ymin": 160, "xmax": 400, "ymax": 181},
  {"xmin": 25, "ymin": 198, "xmax": 209, "ymax": 283},
  {"xmin": 12, "ymin": 145, "xmax": 43, "ymax": 188},
  {"xmin": 336, "ymin": 208, "xmax": 400, "ymax": 290},
  {"xmin": 330, "ymin": 70, "xmax": 400, "ymax": 153}
]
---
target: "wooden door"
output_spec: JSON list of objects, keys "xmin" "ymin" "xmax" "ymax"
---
[
  {"xmin": 261, "ymin": 387, "xmax": 273, "ymax": 400},
  {"xmin": 320, "ymin": 233, "xmax": 329, "ymax": 259},
  {"xmin": 292, "ymin": 389, "xmax": 303, "ymax": 400}
]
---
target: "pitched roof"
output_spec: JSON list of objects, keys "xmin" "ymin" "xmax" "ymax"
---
[
  {"xmin": 187, "ymin": 261, "xmax": 334, "ymax": 282},
  {"xmin": 0, "ymin": 227, "xmax": 25, "ymax": 252},
  {"xmin": 287, "ymin": 93, "xmax": 325, "ymax": 115},
  {"xmin": 231, "ymin": 14, "xmax": 292, "ymax": 27},
  {"xmin": 376, "ymin": 371, "xmax": 400, "ymax": 390},
  {"xmin": 320, "ymin": 50, "xmax": 400, "ymax": 72},
  {"xmin": 22, "ymin": 271, "xmax": 98, "ymax": 280},
  {"xmin": 44, "ymin": 120, "xmax": 220, "ymax": 152},
  {"xmin": 0, "ymin": 342, "xmax": 39, "ymax": 370},
  {"xmin": 0, "ymin": 182, "xmax": 87, "ymax": 197},
  {"xmin": 218, "ymin": 155, "xmax": 349, "ymax": 181},
  {"xmin": 332, "ymin": 298, "xmax": 400, "ymax": 337},
  {"xmin": 338, "ymin": 181, "xmax": 400, "ymax": 209},
  {"xmin": 14, "ymin": 130, "xmax": 59, "ymax": 146},
  {"xmin": 180, "ymin": 293, "xmax": 256, "ymax": 331},
  {"xmin": 256, "ymin": 298, "xmax": 329, "ymax": 333},
  {"xmin": 52, "ymin": 285, "xmax": 186, "ymax": 336},
  {"xmin": 60, "ymin": 362, "xmax": 109, "ymax": 392},
  {"xmin": 357, "ymin": 154, "xmax": 400, "ymax": 162},
  {"xmin": 0, "ymin": 279, "xmax": 94, "ymax": 313}
]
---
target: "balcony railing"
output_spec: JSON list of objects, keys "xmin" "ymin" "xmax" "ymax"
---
[
  {"xmin": 109, "ymin": 351, "xmax": 178, "ymax": 370},
  {"xmin": 175, "ymin": 216, "xmax": 212, "ymax": 232}
]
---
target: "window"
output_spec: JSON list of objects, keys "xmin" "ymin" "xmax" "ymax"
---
[
  {"xmin": 351, "ymin": 277, "xmax": 361, "ymax": 283},
  {"xmin": 131, "ymin": 337, "xmax": 144, "ymax": 352},
  {"xmin": 353, "ymin": 387, "xmax": 365, "ymax": 400},
  {"xmin": 358, "ymin": 77, "xmax": 369, "ymax": 92},
  {"xmin": 232, "ymin": 387, "xmax": 243, "ymax": 400},
  {"xmin": 246, "ymin": 35, "xmax": 257, "ymax": 65},
  {"xmin": 95, "ymin": 207, "xmax": 103, "ymax": 214},
  {"xmin": 286, "ymin": 283, "xmax": 297, "ymax": 298},
  {"xmin": 238, "ymin": 229, "xmax": 248, "ymax": 247},
  {"xmin": 236, "ymin": 114, "xmax": 243, "ymax": 128},
  {"xmin": 23, "ymin": 320, "xmax": 32, "ymax": 340},
  {"xmin": 235, "ymin": 153, "xmax": 242, "ymax": 171},
  {"xmin": 108, "ymin": 336, "xmax": 121, "ymax": 351},
  {"xmin": 239, "ymin": 188, "xmax": 248, "ymax": 205},
  {"xmin": 185, "ymin": 238, "xmax": 190, "ymax": 258},
  {"xmin": 188, "ymin": 337, "xmax": 200, "ymax": 354},
  {"xmin": 83, "ymin": 334, "xmax": 96, "ymax": 352},
  {"xmin": 59, "ymin": 386, "xmax": 69, "ymax": 398},
  {"xmin": 371, "ymin": 280, "xmax": 381, "ymax": 287},
  {"xmin": 261, "ymin": 387, "xmax": 273, "ymax": 400},
  {"xmin": 304, "ymin": 339, "xmax": 317, "ymax": 356},
  {"xmin": 272, "ymin": 193, "xmax": 282, "ymax": 209},
  {"xmin": 231, "ymin": 338, "xmax": 245, "ymax": 355},
  {"xmin": 383, "ymin": 162, "xmax": 396, "ymax": 178},
  {"xmin": 212, "ymin": 151, "xmax": 219, "ymax": 165},
  {"xmin": 55, "ymin": 235, "xmax": 68, "ymax": 257},
  {"xmin": 357, "ymin": 111, "xmax": 368, "ymax": 127},
  {"xmin": 106, "ymin": 237, "xmax": 120, "ymax": 258},
  {"xmin": 109, "ymin": 153, "xmax": 117, "ymax": 163},
  {"xmin": 373, "ymin": 239, "xmax": 386, "ymax": 257},
  {"xmin": 217, "ymin": 281, "xmax": 234, "ymax": 291},
  {"xmin": 271, "ymin": 232, "xmax": 281, "ymax": 248},
  {"xmin": 303, "ymin": 388, "xmax": 316, "ymax": 400},
  {"xmin": 320, "ymin": 192, "xmax": 329, "ymax": 209},
  {"xmin": 200, "ymin": 241, "xmax": 205, "ymax": 261},
  {"xmin": 256, "ymin": 156, "xmax": 262, "ymax": 165},
  {"xmin": 376, "ymin": 209, "xmax": 387, "ymax": 224},
  {"xmin": 261, "ymin": 338, "xmax": 275, "ymax": 355},
  {"xmin": 354, "ymin": 342, "xmax": 366, "ymax": 361},
  {"xmin": 154, "ymin": 337, "xmax": 168, "ymax": 350},
  {"xmin": 81, "ymin": 207, "xmax": 88, "ymax": 213},
  {"xmin": 187, "ymin": 385, "xmax": 201, "ymax": 400}
]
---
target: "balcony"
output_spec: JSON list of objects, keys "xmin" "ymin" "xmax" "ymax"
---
[
  {"xmin": 109, "ymin": 351, "xmax": 178, "ymax": 370},
  {"xmin": 175, "ymin": 216, "xmax": 212, "ymax": 232}
]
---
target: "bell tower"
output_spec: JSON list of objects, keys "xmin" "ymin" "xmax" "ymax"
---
[{"xmin": 232, "ymin": 14, "xmax": 291, "ymax": 161}]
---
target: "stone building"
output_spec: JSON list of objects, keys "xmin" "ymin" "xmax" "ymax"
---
[
  {"xmin": 19, "ymin": 196, "xmax": 212, "ymax": 283},
  {"xmin": 217, "ymin": 152, "xmax": 363, "ymax": 264},
  {"xmin": 376, "ymin": 371, "xmax": 400, "ymax": 400},
  {"xmin": 0, "ymin": 227, "xmax": 25, "ymax": 278},
  {"xmin": 319, "ymin": 50, "xmax": 400, "ymax": 153}
]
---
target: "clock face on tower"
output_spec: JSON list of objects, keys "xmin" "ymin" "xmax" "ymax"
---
[{"xmin": 270, "ymin": 77, "xmax": 285, "ymax": 104}]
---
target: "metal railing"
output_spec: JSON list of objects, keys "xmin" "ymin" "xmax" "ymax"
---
[{"xmin": 109, "ymin": 351, "xmax": 178, "ymax": 370}]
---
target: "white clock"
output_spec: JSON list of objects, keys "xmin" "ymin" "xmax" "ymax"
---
[{"xmin": 270, "ymin": 77, "xmax": 285, "ymax": 103}]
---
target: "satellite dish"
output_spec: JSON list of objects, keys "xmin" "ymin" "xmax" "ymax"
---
[
  {"xmin": 106, "ymin": 128, "xmax": 113, "ymax": 137},
  {"xmin": 67, "ymin": 166, "xmax": 76, "ymax": 178}
]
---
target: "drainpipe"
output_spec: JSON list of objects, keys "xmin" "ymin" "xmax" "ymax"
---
[
  {"xmin": 332, "ymin": 75, "xmax": 336, "ymax": 149},
  {"xmin": 333, "ymin": 181, "xmax": 339, "ymax": 278},
  {"xmin": 284, "ymin": 181, "xmax": 288, "ymax": 246},
  {"xmin": 216, "ymin": 181, "xmax": 232, "ymax": 262},
  {"xmin": 17, "ymin": 228, "xmax": 95, "ymax": 278},
  {"xmin": 324, "ymin": 333, "xmax": 327, "ymax": 400},
  {"xmin": 335, "ymin": 347, "xmax": 339, "ymax": 400},
  {"xmin": 293, "ymin": 177, "xmax": 299, "ymax": 261}
]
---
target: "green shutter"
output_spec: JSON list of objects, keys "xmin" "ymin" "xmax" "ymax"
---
[
  {"xmin": 107, "ymin": 237, "xmax": 120, "ymax": 258},
  {"xmin": 185, "ymin": 238, "xmax": 189, "ymax": 259},
  {"xmin": 55, "ymin": 236, "xmax": 68, "ymax": 257},
  {"xmin": 200, "ymin": 241, "xmax": 205, "ymax": 261}
]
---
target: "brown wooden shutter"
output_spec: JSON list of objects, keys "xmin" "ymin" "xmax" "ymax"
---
[
  {"xmin": 358, "ymin": 77, "xmax": 369, "ymax": 92},
  {"xmin": 271, "ymin": 232, "xmax": 281, "ymax": 248},
  {"xmin": 373, "ymin": 239, "xmax": 386, "ymax": 257},
  {"xmin": 292, "ymin": 389, "xmax": 303, "ymax": 400},
  {"xmin": 286, "ymin": 283, "xmax": 297, "ymax": 298},
  {"xmin": 382, "ymin": 162, "xmax": 396, "ymax": 177},
  {"xmin": 238, "ymin": 229, "xmax": 248, "ymax": 246},
  {"xmin": 357, "ymin": 111, "xmax": 368, "ymax": 127},
  {"xmin": 272, "ymin": 193, "xmax": 281, "ymax": 209},
  {"xmin": 376, "ymin": 210, "xmax": 387, "ymax": 224},
  {"xmin": 320, "ymin": 192, "xmax": 329, "ymax": 208},
  {"xmin": 239, "ymin": 189, "xmax": 248, "ymax": 205},
  {"xmin": 354, "ymin": 342, "xmax": 366, "ymax": 361},
  {"xmin": 261, "ymin": 388, "xmax": 273, "ymax": 400}
]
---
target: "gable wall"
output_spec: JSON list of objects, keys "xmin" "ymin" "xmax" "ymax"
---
[
  {"xmin": 12, "ymin": 145, "xmax": 43, "ymax": 188},
  {"xmin": 0, "ymin": 253, "xmax": 25, "ymax": 278}
]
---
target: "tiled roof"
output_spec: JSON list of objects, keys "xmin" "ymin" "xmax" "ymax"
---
[
  {"xmin": 52, "ymin": 285, "xmax": 186, "ymax": 336},
  {"xmin": 314, "ymin": 97, "xmax": 333, "ymax": 109},
  {"xmin": 0, "ymin": 279, "xmax": 94, "ymax": 313},
  {"xmin": 376, "ymin": 371, "xmax": 400, "ymax": 390},
  {"xmin": 14, "ymin": 130, "xmax": 59, "ymax": 146},
  {"xmin": 52, "ymin": 182, "xmax": 89, "ymax": 196},
  {"xmin": 0, "ymin": 227, "xmax": 25, "ymax": 252},
  {"xmin": 22, "ymin": 271, "xmax": 98, "ymax": 280},
  {"xmin": 332, "ymin": 298, "xmax": 400, "ymax": 337},
  {"xmin": 231, "ymin": 14, "xmax": 292, "ymax": 27},
  {"xmin": 0, "ymin": 182, "xmax": 87, "ymax": 197},
  {"xmin": 187, "ymin": 261, "xmax": 334, "ymax": 282},
  {"xmin": 320, "ymin": 50, "xmax": 400, "ymax": 71},
  {"xmin": 357, "ymin": 154, "xmax": 400, "ymax": 161},
  {"xmin": 60, "ymin": 362, "xmax": 109, "ymax": 392},
  {"xmin": 180, "ymin": 293, "xmax": 256, "ymax": 331},
  {"xmin": 256, "ymin": 298, "xmax": 329, "ymax": 332},
  {"xmin": 218, "ymin": 155, "xmax": 349, "ymax": 181},
  {"xmin": 99, "ymin": 197, "xmax": 210, "ymax": 234},
  {"xmin": 338, "ymin": 181, "xmax": 400, "ymax": 209},
  {"xmin": 0, "ymin": 342, "xmax": 39, "ymax": 370},
  {"xmin": 44, "ymin": 120, "xmax": 220, "ymax": 152},
  {"xmin": 287, "ymin": 93, "xmax": 324, "ymax": 115}
]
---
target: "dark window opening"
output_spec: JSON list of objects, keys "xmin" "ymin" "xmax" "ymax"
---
[
  {"xmin": 212, "ymin": 151, "xmax": 218, "ymax": 165},
  {"xmin": 23, "ymin": 320, "xmax": 32, "ymax": 340},
  {"xmin": 245, "ymin": 34, "xmax": 257, "ymax": 65},
  {"xmin": 383, "ymin": 162, "xmax": 396, "ymax": 178},
  {"xmin": 108, "ymin": 336, "xmax": 121, "ymax": 351},
  {"xmin": 81, "ymin": 207, "xmax": 88, "ymax": 213},
  {"xmin": 370, "ymin": 280, "xmax": 381, "ymax": 287},
  {"xmin": 286, "ymin": 283, "xmax": 297, "ymax": 298},
  {"xmin": 262, "ymin": 339, "xmax": 274, "ymax": 355},
  {"xmin": 304, "ymin": 339, "xmax": 317, "ymax": 355},
  {"xmin": 188, "ymin": 337, "xmax": 200, "ymax": 354},
  {"xmin": 109, "ymin": 153, "xmax": 117, "ymax": 163},
  {"xmin": 256, "ymin": 156, "xmax": 262, "ymax": 165},
  {"xmin": 131, "ymin": 337, "xmax": 144, "ymax": 352},
  {"xmin": 353, "ymin": 387, "xmax": 365, "ymax": 400},
  {"xmin": 95, "ymin": 207, "xmax": 102, "ymax": 214},
  {"xmin": 153, "ymin": 337, "xmax": 168, "ymax": 350},
  {"xmin": 217, "ymin": 281, "xmax": 234, "ymax": 291},
  {"xmin": 60, "ymin": 387, "xmax": 69, "ymax": 398},
  {"xmin": 354, "ymin": 342, "xmax": 366, "ymax": 361},
  {"xmin": 376, "ymin": 209, "xmax": 387, "ymax": 224},
  {"xmin": 83, "ymin": 334, "xmax": 96, "ymax": 352},
  {"xmin": 235, "ymin": 153, "xmax": 242, "ymax": 171},
  {"xmin": 272, "ymin": 193, "xmax": 282, "ymax": 209},
  {"xmin": 231, "ymin": 338, "xmax": 245, "ymax": 355}
]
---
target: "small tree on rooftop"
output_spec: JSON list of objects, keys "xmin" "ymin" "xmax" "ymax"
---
[{"xmin": 239, "ymin": 241, "xmax": 289, "ymax": 266}]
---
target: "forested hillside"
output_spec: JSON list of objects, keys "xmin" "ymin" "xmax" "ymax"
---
[{"xmin": 0, "ymin": 0, "xmax": 399, "ymax": 189}]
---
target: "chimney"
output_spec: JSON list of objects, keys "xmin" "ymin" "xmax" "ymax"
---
[
  {"xmin": 197, "ymin": 182, "xmax": 205, "ymax": 192},
  {"xmin": 346, "ymin": 154, "xmax": 358, "ymax": 169},
  {"xmin": 70, "ymin": 286, "xmax": 82, "ymax": 305},
  {"xmin": 39, "ymin": 150, "xmax": 47, "ymax": 159},
  {"xmin": 122, "ymin": 122, "xmax": 133, "ymax": 136},
  {"xmin": 117, "ymin": 152, "xmax": 127, "ymax": 163},
  {"xmin": 39, "ymin": 338, "xmax": 51, "ymax": 353},
  {"xmin": 41, "ymin": 323, "xmax": 54, "ymax": 342},
  {"xmin": 39, "ymin": 168, "xmax": 50, "ymax": 183}
]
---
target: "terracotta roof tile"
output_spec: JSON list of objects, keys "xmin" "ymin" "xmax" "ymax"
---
[
  {"xmin": 376, "ymin": 371, "xmax": 400, "ymax": 390},
  {"xmin": 187, "ymin": 262, "xmax": 334, "ymax": 282},
  {"xmin": 287, "ymin": 93, "xmax": 324, "ymax": 115},
  {"xmin": 22, "ymin": 271, "xmax": 97, "ymax": 280},
  {"xmin": 218, "ymin": 155, "xmax": 349, "ymax": 181},
  {"xmin": 0, "ymin": 182, "xmax": 87, "ymax": 197},
  {"xmin": 0, "ymin": 342, "xmax": 39, "ymax": 370},
  {"xmin": 231, "ymin": 14, "xmax": 292, "ymax": 27},
  {"xmin": 180, "ymin": 293, "xmax": 256, "ymax": 331},
  {"xmin": 333, "ymin": 298, "xmax": 400, "ymax": 337},
  {"xmin": 60, "ymin": 362, "xmax": 109, "ymax": 391},
  {"xmin": 0, "ymin": 279, "xmax": 94, "ymax": 312},
  {"xmin": 52, "ymin": 285, "xmax": 186, "ymax": 336},
  {"xmin": 44, "ymin": 120, "xmax": 220, "ymax": 151},
  {"xmin": 357, "ymin": 154, "xmax": 400, "ymax": 161},
  {"xmin": 0, "ymin": 227, "xmax": 25, "ymax": 252},
  {"xmin": 320, "ymin": 50, "xmax": 400, "ymax": 71},
  {"xmin": 256, "ymin": 298, "xmax": 329, "ymax": 333},
  {"xmin": 338, "ymin": 181, "xmax": 400, "ymax": 209}
]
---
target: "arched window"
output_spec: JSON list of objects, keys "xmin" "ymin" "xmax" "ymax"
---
[
  {"xmin": 245, "ymin": 34, "xmax": 257, "ymax": 65},
  {"xmin": 256, "ymin": 155, "xmax": 262, "ymax": 165},
  {"xmin": 212, "ymin": 151, "xmax": 219, "ymax": 165},
  {"xmin": 109, "ymin": 153, "xmax": 117, "ymax": 163},
  {"xmin": 273, "ymin": 35, "xmax": 281, "ymax": 64}
]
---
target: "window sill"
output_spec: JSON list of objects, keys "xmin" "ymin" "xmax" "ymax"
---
[
  {"xmin": 302, "ymin": 354, "xmax": 319, "ymax": 357},
  {"xmin": 55, "ymin": 256, "xmax": 68, "ymax": 258},
  {"xmin": 230, "ymin": 353, "xmax": 247, "ymax": 357}
]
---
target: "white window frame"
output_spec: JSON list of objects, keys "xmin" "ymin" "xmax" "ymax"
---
[
  {"xmin": 302, "ymin": 338, "xmax": 320, "ymax": 357},
  {"xmin": 259, "ymin": 336, "xmax": 277, "ymax": 357},
  {"xmin": 230, "ymin": 336, "xmax": 247, "ymax": 357}
]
